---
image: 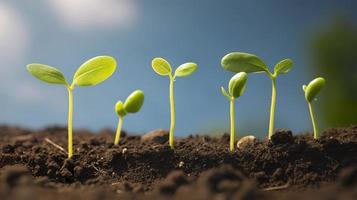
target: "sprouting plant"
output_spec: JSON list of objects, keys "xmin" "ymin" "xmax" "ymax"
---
[
  {"xmin": 27, "ymin": 56, "xmax": 117, "ymax": 158},
  {"xmin": 221, "ymin": 72, "xmax": 248, "ymax": 151},
  {"xmin": 114, "ymin": 90, "xmax": 145, "ymax": 145},
  {"xmin": 221, "ymin": 52, "xmax": 293, "ymax": 139},
  {"xmin": 151, "ymin": 57, "xmax": 198, "ymax": 148},
  {"xmin": 303, "ymin": 77, "xmax": 325, "ymax": 139}
]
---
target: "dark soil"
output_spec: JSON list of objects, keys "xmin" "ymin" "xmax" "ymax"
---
[{"xmin": 1, "ymin": 125, "xmax": 357, "ymax": 200}]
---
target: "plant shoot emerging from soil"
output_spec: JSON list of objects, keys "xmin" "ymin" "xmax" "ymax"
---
[
  {"xmin": 221, "ymin": 72, "xmax": 248, "ymax": 151},
  {"xmin": 151, "ymin": 57, "xmax": 198, "ymax": 148},
  {"xmin": 114, "ymin": 90, "xmax": 145, "ymax": 145},
  {"xmin": 27, "ymin": 56, "xmax": 117, "ymax": 158},
  {"xmin": 221, "ymin": 52, "xmax": 293, "ymax": 139},
  {"xmin": 303, "ymin": 77, "xmax": 325, "ymax": 139}
]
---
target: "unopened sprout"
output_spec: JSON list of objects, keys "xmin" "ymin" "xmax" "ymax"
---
[
  {"xmin": 221, "ymin": 72, "xmax": 248, "ymax": 151},
  {"xmin": 27, "ymin": 56, "xmax": 117, "ymax": 158},
  {"xmin": 221, "ymin": 52, "xmax": 293, "ymax": 139},
  {"xmin": 303, "ymin": 77, "xmax": 325, "ymax": 139},
  {"xmin": 114, "ymin": 90, "xmax": 145, "ymax": 145},
  {"xmin": 151, "ymin": 57, "xmax": 198, "ymax": 148}
]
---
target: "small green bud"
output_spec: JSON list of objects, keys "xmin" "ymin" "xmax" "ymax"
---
[
  {"xmin": 115, "ymin": 101, "xmax": 127, "ymax": 117},
  {"xmin": 228, "ymin": 72, "xmax": 248, "ymax": 98},
  {"xmin": 304, "ymin": 77, "xmax": 326, "ymax": 102},
  {"xmin": 124, "ymin": 90, "xmax": 145, "ymax": 113}
]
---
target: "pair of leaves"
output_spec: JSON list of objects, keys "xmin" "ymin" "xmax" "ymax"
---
[
  {"xmin": 221, "ymin": 52, "xmax": 293, "ymax": 76},
  {"xmin": 27, "ymin": 56, "xmax": 117, "ymax": 87},
  {"xmin": 221, "ymin": 72, "xmax": 248, "ymax": 100},
  {"xmin": 303, "ymin": 77, "xmax": 325, "ymax": 102},
  {"xmin": 115, "ymin": 90, "xmax": 145, "ymax": 117},
  {"xmin": 151, "ymin": 57, "xmax": 197, "ymax": 78}
]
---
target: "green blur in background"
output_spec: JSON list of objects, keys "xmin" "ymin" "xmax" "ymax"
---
[{"xmin": 310, "ymin": 18, "xmax": 357, "ymax": 128}]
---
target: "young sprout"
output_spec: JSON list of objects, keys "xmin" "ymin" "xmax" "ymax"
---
[
  {"xmin": 27, "ymin": 56, "xmax": 117, "ymax": 158},
  {"xmin": 221, "ymin": 52, "xmax": 293, "ymax": 139},
  {"xmin": 151, "ymin": 57, "xmax": 198, "ymax": 148},
  {"xmin": 114, "ymin": 90, "xmax": 145, "ymax": 145},
  {"xmin": 303, "ymin": 77, "xmax": 325, "ymax": 139},
  {"xmin": 221, "ymin": 72, "xmax": 248, "ymax": 151}
]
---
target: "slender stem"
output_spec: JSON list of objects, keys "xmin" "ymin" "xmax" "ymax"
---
[
  {"xmin": 308, "ymin": 102, "xmax": 319, "ymax": 139},
  {"xmin": 230, "ymin": 98, "xmax": 235, "ymax": 151},
  {"xmin": 67, "ymin": 87, "xmax": 73, "ymax": 158},
  {"xmin": 114, "ymin": 117, "xmax": 124, "ymax": 145},
  {"xmin": 169, "ymin": 76, "xmax": 175, "ymax": 148},
  {"xmin": 268, "ymin": 77, "xmax": 277, "ymax": 139}
]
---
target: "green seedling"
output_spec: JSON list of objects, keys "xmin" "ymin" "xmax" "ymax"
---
[
  {"xmin": 114, "ymin": 90, "xmax": 145, "ymax": 145},
  {"xmin": 27, "ymin": 56, "xmax": 117, "ymax": 158},
  {"xmin": 151, "ymin": 57, "xmax": 198, "ymax": 148},
  {"xmin": 221, "ymin": 52, "xmax": 293, "ymax": 139},
  {"xmin": 303, "ymin": 77, "xmax": 325, "ymax": 139},
  {"xmin": 221, "ymin": 72, "xmax": 248, "ymax": 151}
]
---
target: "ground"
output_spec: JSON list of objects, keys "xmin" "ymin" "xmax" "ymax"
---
[{"xmin": 0, "ymin": 125, "xmax": 356, "ymax": 199}]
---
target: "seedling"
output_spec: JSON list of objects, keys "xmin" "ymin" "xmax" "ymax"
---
[
  {"xmin": 114, "ymin": 90, "xmax": 145, "ymax": 145},
  {"xmin": 221, "ymin": 72, "xmax": 248, "ymax": 151},
  {"xmin": 151, "ymin": 57, "xmax": 198, "ymax": 148},
  {"xmin": 221, "ymin": 52, "xmax": 293, "ymax": 139},
  {"xmin": 302, "ymin": 77, "xmax": 325, "ymax": 139},
  {"xmin": 27, "ymin": 56, "xmax": 117, "ymax": 158}
]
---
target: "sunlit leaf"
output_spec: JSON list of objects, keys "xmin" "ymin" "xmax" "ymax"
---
[
  {"xmin": 27, "ymin": 64, "xmax": 67, "ymax": 85},
  {"xmin": 274, "ymin": 59, "xmax": 293, "ymax": 75},
  {"xmin": 174, "ymin": 62, "xmax": 198, "ymax": 77},
  {"xmin": 73, "ymin": 56, "xmax": 117, "ymax": 87},
  {"xmin": 151, "ymin": 57, "xmax": 172, "ymax": 76},
  {"xmin": 221, "ymin": 52, "xmax": 268, "ymax": 73}
]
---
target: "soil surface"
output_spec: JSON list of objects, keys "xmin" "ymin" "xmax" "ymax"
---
[{"xmin": 1, "ymin": 125, "xmax": 357, "ymax": 200}]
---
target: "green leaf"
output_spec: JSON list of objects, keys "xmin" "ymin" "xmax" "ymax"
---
[
  {"xmin": 27, "ymin": 64, "xmax": 67, "ymax": 85},
  {"xmin": 274, "ymin": 59, "xmax": 293, "ymax": 75},
  {"xmin": 221, "ymin": 87, "xmax": 231, "ymax": 100},
  {"xmin": 124, "ymin": 90, "xmax": 145, "ymax": 113},
  {"xmin": 221, "ymin": 52, "xmax": 268, "ymax": 73},
  {"xmin": 304, "ymin": 77, "xmax": 326, "ymax": 102},
  {"xmin": 228, "ymin": 72, "xmax": 248, "ymax": 98},
  {"xmin": 151, "ymin": 57, "xmax": 172, "ymax": 76},
  {"xmin": 115, "ymin": 101, "xmax": 127, "ymax": 117},
  {"xmin": 174, "ymin": 62, "xmax": 198, "ymax": 77},
  {"xmin": 73, "ymin": 56, "xmax": 117, "ymax": 87}
]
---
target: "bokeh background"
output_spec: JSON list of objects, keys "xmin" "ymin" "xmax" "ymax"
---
[{"xmin": 0, "ymin": 0, "xmax": 356, "ymax": 138}]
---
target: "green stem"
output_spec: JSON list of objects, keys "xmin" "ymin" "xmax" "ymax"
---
[
  {"xmin": 169, "ymin": 76, "xmax": 175, "ymax": 148},
  {"xmin": 114, "ymin": 117, "xmax": 124, "ymax": 145},
  {"xmin": 268, "ymin": 77, "xmax": 276, "ymax": 139},
  {"xmin": 308, "ymin": 102, "xmax": 319, "ymax": 139},
  {"xmin": 67, "ymin": 87, "xmax": 73, "ymax": 158},
  {"xmin": 230, "ymin": 98, "xmax": 235, "ymax": 151}
]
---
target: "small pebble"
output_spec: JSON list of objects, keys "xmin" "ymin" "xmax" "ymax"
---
[
  {"xmin": 178, "ymin": 161, "xmax": 184, "ymax": 168},
  {"xmin": 237, "ymin": 135, "xmax": 256, "ymax": 149},
  {"xmin": 141, "ymin": 129, "xmax": 169, "ymax": 144}
]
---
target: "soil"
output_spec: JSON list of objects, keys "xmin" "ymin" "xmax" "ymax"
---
[{"xmin": 0, "ymin": 125, "xmax": 357, "ymax": 200}]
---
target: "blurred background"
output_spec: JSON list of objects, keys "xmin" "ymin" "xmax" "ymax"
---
[{"xmin": 0, "ymin": 0, "xmax": 356, "ymax": 138}]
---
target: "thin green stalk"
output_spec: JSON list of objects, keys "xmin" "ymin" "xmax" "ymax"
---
[
  {"xmin": 268, "ymin": 77, "xmax": 277, "ymax": 139},
  {"xmin": 169, "ymin": 76, "xmax": 175, "ymax": 148},
  {"xmin": 114, "ymin": 117, "xmax": 124, "ymax": 145},
  {"xmin": 67, "ymin": 87, "xmax": 74, "ymax": 158},
  {"xmin": 308, "ymin": 102, "xmax": 319, "ymax": 139},
  {"xmin": 230, "ymin": 98, "xmax": 235, "ymax": 151}
]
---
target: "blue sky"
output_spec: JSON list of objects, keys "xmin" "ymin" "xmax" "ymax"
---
[{"xmin": 0, "ymin": 0, "xmax": 356, "ymax": 137}]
